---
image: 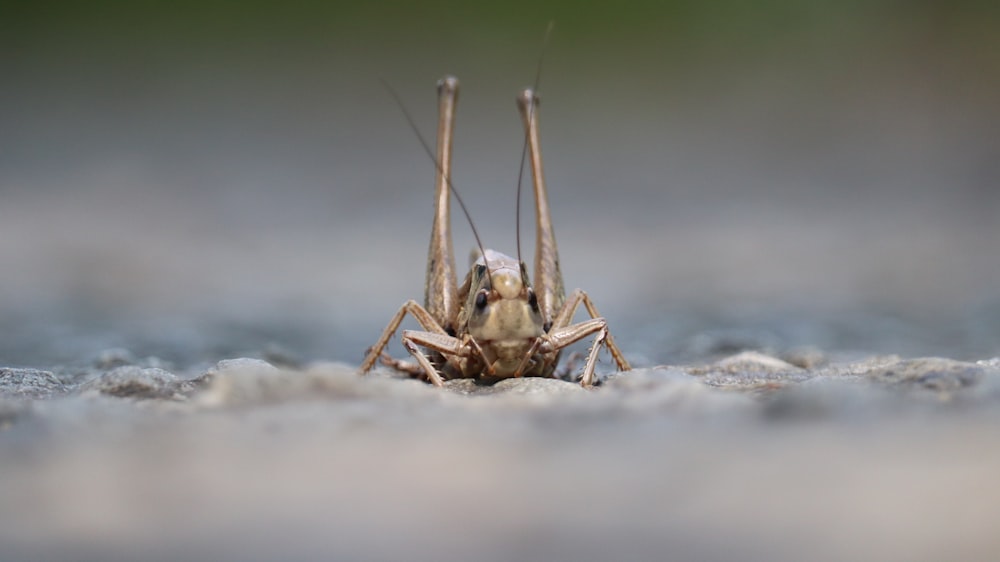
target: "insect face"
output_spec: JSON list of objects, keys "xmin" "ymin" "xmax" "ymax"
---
[{"xmin": 466, "ymin": 253, "xmax": 544, "ymax": 343}]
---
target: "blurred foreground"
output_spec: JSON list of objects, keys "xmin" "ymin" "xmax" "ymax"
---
[{"xmin": 2, "ymin": 355, "xmax": 1000, "ymax": 561}]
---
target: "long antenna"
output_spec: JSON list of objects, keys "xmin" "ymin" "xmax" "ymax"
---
[
  {"xmin": 380, "ymin": 77, "xmax": 493, "ymax": 289},
  {"xmin": 515, "ymin": 21, "xmax": 555, "ymax": 269}
]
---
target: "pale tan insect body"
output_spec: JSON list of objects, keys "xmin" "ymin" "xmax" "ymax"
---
[{"xmin": 360, "ymin": 77, "xmax": 630, "ymax": 387}]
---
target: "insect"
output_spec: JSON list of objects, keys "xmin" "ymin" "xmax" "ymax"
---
[{"xmin": 359, "ymin": 75, "xmax": 631, "ymax": 387}]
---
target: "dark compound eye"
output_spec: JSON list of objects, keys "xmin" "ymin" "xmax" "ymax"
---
[
  {"xmin": 475, "ymin": 290, "xmax": 488, "ymax": 310},
  {"xmin": 527, "ymin": 290, "xmax": 539, "ymax": 313}
]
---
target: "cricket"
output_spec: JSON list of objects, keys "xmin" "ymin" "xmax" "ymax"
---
[{"xmin": 359, "ymin": 72, "xmax": 631, "ymax": 387}]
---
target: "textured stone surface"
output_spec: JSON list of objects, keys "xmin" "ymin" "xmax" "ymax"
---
[
  {"xmin": 868, "ymin": 357, "xmax": 985, "ymax": 391},
  {"xmin": 0, "ymin": 368, "xmax": 66, "ymax": 400},
  {"xmin": 682, "ymin": 351, "xmax": 813, "ymax": 391},
  {"xmin": 3, "ymin": 351, "xmax": 1000, "ymax": 562},
  {"xmin": 79, "ymin": 366, "xmax": 191, "ymax": 400},
  {"xmin": 444, "ymin": 376, "xmax": 587, "ymax": 396}
]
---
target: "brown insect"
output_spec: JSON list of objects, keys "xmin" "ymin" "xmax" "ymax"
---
[{"xmin": 359, "ymin": 76, "xmax": 630, "ymax": 387}]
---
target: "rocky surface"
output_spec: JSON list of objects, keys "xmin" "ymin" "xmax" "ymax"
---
[
  {"xmin": 0, "ymin": 368, "xmax": 67, "ymax": 400},
  {"xmin": 2, "ymin": 351, "xmax": 1000, "ymax": 562}
]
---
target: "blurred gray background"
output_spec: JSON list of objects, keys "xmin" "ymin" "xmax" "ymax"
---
[{"xmin": 1, "ymin": 1, "xmax": 998, "ymax": 367}]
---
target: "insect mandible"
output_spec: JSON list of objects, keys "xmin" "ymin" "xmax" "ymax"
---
[{"xmin": 359, "ymin": 75, "xmax": 631, "ymax": 387}]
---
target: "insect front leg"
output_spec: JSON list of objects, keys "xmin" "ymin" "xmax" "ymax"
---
[{"xmin": 399, "ymin": 330, "xmax": 487, "ymax": 386}]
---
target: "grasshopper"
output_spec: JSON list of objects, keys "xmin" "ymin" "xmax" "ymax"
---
[{"xmin": 359, "ymin": 76, "xmax": 630, "ymax": 387}]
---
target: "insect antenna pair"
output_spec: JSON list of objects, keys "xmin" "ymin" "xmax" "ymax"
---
[{"xmin": 360, "ymin": 25, "xmax": 630, "ymax": 386}]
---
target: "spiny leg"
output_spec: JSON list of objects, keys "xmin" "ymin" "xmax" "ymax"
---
[
  {"xmin": 550, "ymin": 289, "xmax": 631, "ymax": 372},
  {"xmin": 538, "ymin": 317, "xmax": 610, "ymax": 387},
  {"xmin": 359, "ymin": 299, "xmax": 451, "ymax": 375},
  {"xmin": 402, "ymin": 339, "xmax": 445, "ymax": 387},
  {"xmin": 376, "ymin": 351, "xmax": 426, "ymax": 378},
  {"xmin": 400, "ymin": 330, "xmax": 485, "ymax": 387},
  {"xmin": 375, "ymin": 328, "xmax": 480, "ymax": 387},
  {"xmin": 381, "ymin": 356, "xmax": 441, "ymax": 386},
  {"xmin": 579, "ymin": 326, "xmax": 610, "ymax": 387}
]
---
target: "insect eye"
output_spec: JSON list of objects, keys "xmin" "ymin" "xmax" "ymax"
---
[
  {"xmin": 527, "ymin": 290, "xmax": 539, "ymax": 313},
  {"xmin": 475, "ymin": 290, "xmax": 488, "ymax": 310}
]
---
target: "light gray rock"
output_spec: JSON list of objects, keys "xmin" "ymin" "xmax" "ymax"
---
[
  {"xmin": 197, "ymin": 357, "xmax": 279, "ymax": 384},
  {"xmin": 712, "ymin": 351, "xmax": 805, "ymax": 373},
  {"xmin": 4, "ymin": 351, "xmax": 1000, "ymax": 562},
  {"xmin": 195, "ymin": 360, "xmax": 445, "ymax": 408},
  {"xmin": 976, "ymin": 357, "xmax": 1000, "ymax": 369},
  {"xmin": 79, "ymin": 366, "xmax": 189, "ymax": 400},
  {"xmin": 685, "ymin": 351, "xmax": 813, "ymax": 391},
  {"xmin": 444, "ymin": 377, "xmax": 586, "ymax": 396},
  {"xmin": 866, "ymin": 357, "xmax": 984, "ymax": 394},
  {"xmin": 781, "ymin": 346, "xmax": 827, "ymax": 369},
  {"xmin": 194, "ymin": 358, "xmax": 284, "ymax": 405},
  {"xmin": 0, "ymin": 368, "xmax": 66, "ymax": 400},
  {"xmin": 603, "ymin": 367, "xmax": 758, "ymax": 416}
]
